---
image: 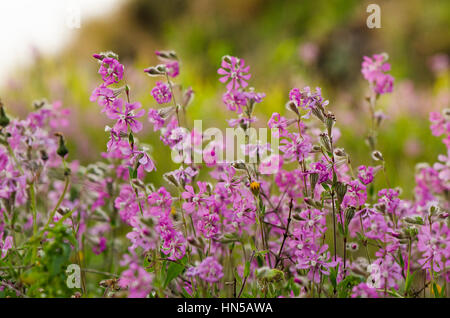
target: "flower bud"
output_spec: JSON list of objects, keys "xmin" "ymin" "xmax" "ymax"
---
[
  {"xmin": 222, "ymin": 55, "xmax": 232, "ymax": 64},
  {"xmin": 324, "ymin": 112, "xmax": 335, "ymax": 136},
  {"xmin": 344, "ymin": 206, "xmax": 356, "ymax": 227},
  {"xmin": 40, "ymin": 150, "xmax": 49, "ymax": 162},
  {"xmin": 443, "ymin": 108, "xmax": 450, "ymax": 121},
  {"xmin": 156, "ymin": 64, "xmax": 167, "ymax": 73},
  {"xmin": 0, "ymin": 103, "xmax": 10, "ymax": 128},
  {"xmin": 231, "ymin": 160, "xmax": 247, "ymax": 170},
  {"xmin": 144, "ymin": 67, "xmax": 163, "ymax": 76},
  {"xmin": 403, "ymin": 216, "xmax": 424, "ymax": 225},
  {"xmin": 335, "ymin": 182, "xmax": 348, "ymax": 204},
  {"xmin": 163, "ymin": 172, "xmax": 179, "ymax": 188},
  {"xmin": 371, "ymin": 150, "xmax": 384, "ymax": 161},
  {"xmin": 311, "ymin": 145, "xmax": 322, "ymax": 152},
  {"xmin": 319, "ymin": 133, "xmax": 332, "ymax": 153},
  {"xmin": 334, "ymin": 148, "xmax": 346, "ymax": 157},
  {"xmin": 311, "ymin": 107, "xmax": 325, "ymax": 122},
  {"xmin": 55, "ymin": 133, "xmax": 69, "ymax": 158},
  {"xmin": 309, "ymin": 173, "xmax": 319, "ymax": 194},
  {"xmin": 285, "ymin": 100, "xmax": 300, "ymax": 116}
]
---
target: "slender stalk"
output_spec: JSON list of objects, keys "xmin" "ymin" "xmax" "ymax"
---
[
  {"xmin": 44, "ymin": 175, "xmax": 70, "ymax": 229},
  {"xmin": 331, "ymin": 192, "xmax": 337, "ymax": 261},
  {"xmin": 274, "ymin": 198, "xmax": 293, "ymax": 268},
  {"xmin": 237, "ymin": 251, "xmax": 255, "ymax": 298}
]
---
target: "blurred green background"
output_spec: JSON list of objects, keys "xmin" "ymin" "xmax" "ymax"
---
[{"xmin": 1, "ymin": 0, "xmax": 449, "ymax": 197}]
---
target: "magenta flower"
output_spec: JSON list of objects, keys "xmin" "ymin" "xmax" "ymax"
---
[
  {"xmin": 357, "ymin": 165, "xmax": 376, "ymax": 185},
  {"xmin": 90, "ymin": 85, "xmax": 116, "ymax": 111},
  {"xmin": 342, "ymin": 180, "xmax": 367, "ymax": 208},
  {"xmin": 227, "ymin": 116, "xmax": 257, "ymax": 128},
  {"xmin": 165, "ymin": 60, "xmax": 179, "ymax": 78},
  {"xmin": 361, "ymin": 53, "xmax": 394, "ymax": 95},
  {"xmin": 115, "ymin": 184, "xmax": 141, "ymax": 224},
  {"xmin": 158, "ymin": 216, "xmax": 186, "ymax": 260},
  {"xmin": 92, "ymin": 237, "xmax": 107, "ymax": 255},
  {"xmin": 417, "ymin": 221, "xmax": 449, "ymax": 272},
  {"xmin": 222, "ymin": 90, "xmax": 247, "ymax": 113},
  {"xmin": 351, "ymin": 283, "xmax": 378, "ymax": 298},
  {"xmin": 182, "ymin": 181, "xmax": 210, "ymax": 215},
  {"xmin": 259, "ymin": 154, "xmax": 283, "ymax": 175},
  {"xmin": 296, "ymin": 244, "xmax": 337, "ymax": 283},
  {"xmin": 147, "ymin": 108, "xmax": 165, "ymax": 131},
  {"xmin": 130, "ymin": 149, "xmax": 156, "ymax": 172},
  {"xmin": 196, "ymin": 212, "xmax": 220, "ymax": 238},
  {"xmin": 289, "ymin": 86, "xmax": 329, "ymax": 116},
  {"xmin": 268, "ymin": 112, "xmax": 290, "ymax": 136},
  {"xmin": 107, "ymin": 99, "xmax": 145, "ymax": 133},
  {"xmin": 310, "ymin": 160, "xmax": 332, "ymax": 184},
  {"xmin": 98, "ymin": 57, "xmax": 124, "ymax": 85},
  {"xmin": 147, "ymin": 187, "xmax": 172, "ymax": 217},
  {"xmin": 429, "ymin": 111, "xmax": 450, "ymax": 137},
  {"xmin": 0, "ymin": 235, "xmax": 13, "ymax": 258},
  {"xmin": 151, "ymin": 81, "xmax": 172, "ymax": 104},
  {"xmin": 187, "ymin": 257, "xmax": 224, "ymax": 284},
  {"xmin": 119, "ymin": 261, "xmax": 152, "ymax": 298},
  {"xmin": 217, "ymin": 56, "xmax": 251, "ymax": 90},
  {"xmin": 279, "ymin": 133, "xmax": 312, "ymax": 162},
  {"xmin": 169, "ymin": 166, "xmax": 198, "ymax": 185}
]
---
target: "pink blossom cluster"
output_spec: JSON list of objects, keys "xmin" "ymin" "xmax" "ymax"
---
[{"xmin": 0, "ymin": 50, "xmax": 448, "ymax": 299}]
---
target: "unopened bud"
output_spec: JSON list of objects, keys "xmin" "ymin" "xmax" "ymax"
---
[
  {"xmin": 0, "ymin": 103, "xmax": 10, "ymax": 128},
  {"xmin": 371, "ymin": 150, "xmax": 384, "ymax": 161},
  {"xmin": 319, "ymin": 133, "xmax": 332, "ymax": 153},
  {"xmin": 309, "ymin": 173, "xmax": 319, "ymax": 194},
  {"xmin": 335, "ymin": 182, "xmax": 348, "ymax": 203},
  {"xmin": 144, "ymin": 67, "xmax": 163, "ymax": 76},
  {"xmin": 324, "ymin": 112, "xmax": 335, "ymax": 136},
  {"xmin": 55, "ymin": 133, "xmax": 69, "ymax": 158},
  {"xmin": 286, "ymin": 100, "xmax": 300, "ymax": 116}
]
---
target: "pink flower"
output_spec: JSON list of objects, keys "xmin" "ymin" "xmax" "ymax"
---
[
  {"xmin": 417, "ymin": 222, "xmax": 449, "ymax": 272},
  {"xmin": 268, "ymin": 112, "xmax": 290, "ymax": 136},
  {"xmin": 130, "ymin": 149, "xmax": 156, "ymax": 173},
  {"xmin": 351, "ymin": 283, "xmax": 378, "ymax": 298},
  {"xmin": 119, "ymin": 261, "xmax": 152, "ymax": 298},
  {"xmin": 107, "ymin": 99, "xmax": 145, "ymax": 133},
  {"xmin": 342, "ymin": 180, "xmax": 367, "ymax": 208},
  {"xmin": 147, "ymin": 108, "xmax": 165, "ymax": 131},
  {"xmin": 0, "ymin": 235, "xmax": 13, "ymax": 258},
  {"xmin": 217, "ymin": 56, "xmax": 251, "ymax": 90},
  {"xmin": 361, "ymin": 53, "xmax": 394, "ymax": 95},
  {"xmin": 98, "ymin": 57, "xmax": 124, "ymax": 85},
  {"xmin": 357, "ymin": 165, "xmax": 376, "ymax": 185},
  {"xmin": 92, "ymin": 237, "xmax": 107, "ymax": 255},
  {"xmin": 289, "ymin": 86, "xmax": 329, "ymax": 116},
  {"xmin": 259, "ymin": 154, "xmax": 283, "ymax": 175},
  {"xmin": 151, "ymin": 81, "xmax": 172, "ymax": 104},
  {"xmin": 295, "ymin": 244, "xmax": 337, "ymax": 283},
  {"xmin": 182, "ymin": 182, "xmax": 210, "ymax": 215},
  {"xmin": 222, "ymin": 90, "xmax": 247, "ymax": 114},
  {"xmin": 280, "ymin": 133, "xmax": 312, "ymax": 162},
  {"xmin": 147, "ymin": 187, "xmax": 172, "ymax": 217},
  {"xmin": 165, "ymin": 60, "xmax": 180, "ymax": 78},
  {"xmin": 90, "ymin": 85, "xmax": 116, "ymax": 111},
  {"xmin": 187, "ymin": 257, "xmax": 224, "ymax": 283}
]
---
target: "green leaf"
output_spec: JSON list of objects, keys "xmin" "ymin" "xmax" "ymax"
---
[
  {"xmin": 163, "ymin": 261, "xmax": 185, "ymax": 288},
  {"xmin": 405, "ymin": 270, "xmax": 416, "ymax": 294},
  {"xmin": 244, "ymin": 260, "xmax": 250, "ymax": 277},
  {"xmin": 337, "ymin": 275, "xmax": 363, "ymax": 298}
]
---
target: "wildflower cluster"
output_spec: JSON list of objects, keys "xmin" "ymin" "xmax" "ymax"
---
[{"xmin": 0, "ymin": 51, "xmax": 448, "ymax": 299}]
